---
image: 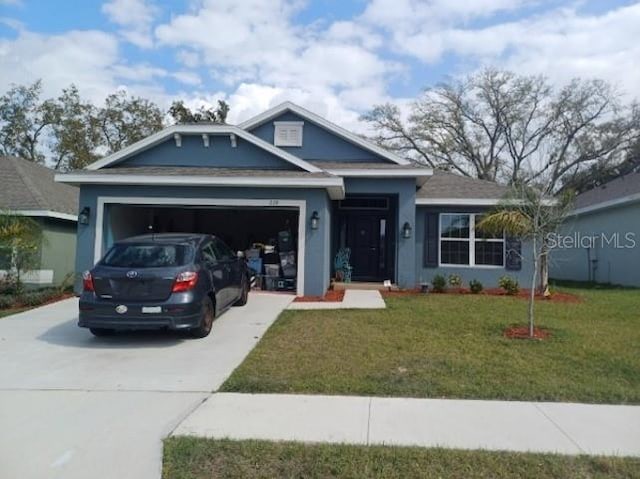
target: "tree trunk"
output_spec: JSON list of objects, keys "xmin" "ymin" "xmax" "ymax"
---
[
  {"xmin": 529, "ymin": 236, "xmax": 538, "ymax": 338},
  {"xmin": 538, "ymin": 240, "xmax": 550, "ymax": 293}
]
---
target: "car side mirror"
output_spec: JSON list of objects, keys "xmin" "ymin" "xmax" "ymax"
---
[{"xmin": 237, "ymin": 251, "xmax": 245, "ymax": 259}]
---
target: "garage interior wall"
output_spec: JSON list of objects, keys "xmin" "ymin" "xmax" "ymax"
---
[{"xmin": 106, "ymin": 205, "xmax": 299, "ymax": 255}]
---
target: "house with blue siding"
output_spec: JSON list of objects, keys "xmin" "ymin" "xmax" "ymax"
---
[
  {"xmin": 56, "ymin": 102, "xmax": 528, "ymax": 296},
  {"xmin": 550, "ymin": 171, "xmax": 640, "ymax": 287}
]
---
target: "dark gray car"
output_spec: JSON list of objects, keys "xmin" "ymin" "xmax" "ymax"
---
[{"xmin": 79, "ymin": 233, "xmax": 250, "ymax": 338}]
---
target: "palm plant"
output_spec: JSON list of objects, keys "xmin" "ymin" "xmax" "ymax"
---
[{"xmin": 478, "ymin": 186, "xmax": 573, "ymax": 338}]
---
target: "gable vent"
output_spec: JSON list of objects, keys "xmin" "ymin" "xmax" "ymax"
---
[{"xmin": 274, "ymin": 121, "xmax": 303, "ymax": 147}]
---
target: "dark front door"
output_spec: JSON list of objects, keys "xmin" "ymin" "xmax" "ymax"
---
[{"xmin": 348, "ymin": 215, "xmax": 389, "ymax": 281}]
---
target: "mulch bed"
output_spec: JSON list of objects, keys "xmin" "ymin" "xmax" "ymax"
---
[
  {"xmin": 381, "ymin": 287, "xmax": 581, "ymax": 303},
  {"xmin": 294, "ymin": 289, "xmax": 345, "ymax": 302},
  {"xmin": 482, "ymin": 288, "xmax": 582, "ymax": 303},
  {"xmin": 504, "ymin": 325, "xmax": 552, "ymax": 340}
]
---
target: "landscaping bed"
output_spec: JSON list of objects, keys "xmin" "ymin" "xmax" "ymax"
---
[
  {"xmin": 293, "ymin": 289, "xmax": 345, "ymax": 302},
  {"xmin": 0, "ymin": 287, "xmax": 74, "ymax": 318},
  {"xmin": 380, "ymin": 288, "xmax": 581, "ymax": 303},
  {"xmin": 163, "ymin": 437, "xmax": 640, "ymax": 479},
  {"xmin": 222, "ymin": 286, "xmax": 640, "ymax": 403}
]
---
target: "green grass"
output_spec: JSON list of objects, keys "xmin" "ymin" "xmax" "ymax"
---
[
  {"xmin": 222, "ymin": 287, "xmax": 640, "ymax": 403},
  {"xmin": 163, "ymin": 437, "xmax": 640, "ymax": 479}
]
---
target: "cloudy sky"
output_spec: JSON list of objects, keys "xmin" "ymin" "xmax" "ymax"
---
[{"xmin": 1, "ymin": 0, "xmax": 638, "ymax": 131}]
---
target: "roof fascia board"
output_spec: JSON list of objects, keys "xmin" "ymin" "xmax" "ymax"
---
[
  {"xmin": 568, "ymin": 192, "xmax": 640, "ymax": 217},
  {"xmin": 239, "ymin": 102, "xmax": 411, "ymax": 166},
  {"xmin": 10, "ymin": 209, "xmax": 78, "ymax": 222},
  {"xmin": 55, "ymin": 174, "xmax": 345, "ymax": 200},
  {"xmin": 416, "ymin": 197, "xmax": 557, "ymax": 207}
]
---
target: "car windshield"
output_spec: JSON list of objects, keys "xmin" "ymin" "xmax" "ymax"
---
[{"xmin": 101, "ymin": 243, "xmax": 192, "ymax": 268}]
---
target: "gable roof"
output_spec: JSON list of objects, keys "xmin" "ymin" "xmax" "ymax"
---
[
  {"xmin": 239, "ymin": 102, "xmax": 411, "ymax": 166},
  {"xmin": 0, "ymin": 156, "xmax": 78, "ymax": 221},
  {"xmin": 85, "ymin": 124, "xmax": 323, "ymax": 173},
  {"xmin": 416, "ymin": 170, "xmax": 508, "ymax": 206},
  {"xmin": 572, "ymin": 170, "xmax": 640, "ymax": 215}
]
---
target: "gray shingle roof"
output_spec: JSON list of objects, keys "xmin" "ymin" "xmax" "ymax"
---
[
  {"xmin": 71, "ymin": 166, "xmax": 333, "ymax": 178},
  {"xmin": 0, "ymin": 156, "xmax": 78, "ymax": 216},
  {"xmin": 574, "ymin": 171, "xmax": 640, "ymax": 209},
  {"xmin": 310, "ymin": 161, "xmax": 428, "ymax": 171},
  {"xmin": 416, "ymin": 170, "xmax": 508, "ymax": 200}
]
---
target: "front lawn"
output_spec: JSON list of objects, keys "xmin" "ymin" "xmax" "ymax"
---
[
  {"xmin": 222, "ymin": 287, "xmax": 640, "ymax": 403},
  {"xmin": 163, "ymin": 437, "xmax": 640, "ymax": 479}
]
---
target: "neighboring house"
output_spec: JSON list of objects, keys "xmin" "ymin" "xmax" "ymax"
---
[
  {"xmin": 550, "ymin": 171, "xmax": 640, "ymax": 287},
  {"xmin": 55, "ymin": 102, "xmax": 529, "ymax": 296},
  {"xmin": 0, "ymin": 156, "xmax": 78, "ymax": 287}
]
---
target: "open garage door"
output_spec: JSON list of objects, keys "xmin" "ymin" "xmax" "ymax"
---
[{"xmin": 98, "ymin": 199, "xmax": 304, "ymax": 295}]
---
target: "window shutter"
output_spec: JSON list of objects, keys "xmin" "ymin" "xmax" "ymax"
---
[
  {"xmin": 505, "ymin": 236, "xmax": 522, "ymax": 271},
  {"xmin": 424, "ymin": 213, "xmax": 439, "ymax": 268}
]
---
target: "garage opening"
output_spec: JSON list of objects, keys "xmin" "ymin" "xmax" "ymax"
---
[{"xmin": 104, "ymin": 204, "xmax": 300, "ymax": 294}]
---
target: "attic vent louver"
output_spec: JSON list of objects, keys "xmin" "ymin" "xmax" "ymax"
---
[{"xmin": 274, "ymin": 121, "xmax": 303, "ymax": 147}]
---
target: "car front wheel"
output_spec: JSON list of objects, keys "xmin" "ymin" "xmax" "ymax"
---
[{"xmin": 233, "ymin": 275, "xmax": 249, "ymax": 307}]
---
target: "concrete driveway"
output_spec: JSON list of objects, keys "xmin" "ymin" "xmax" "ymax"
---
[{"xmin": 0, "ymin": 292, "xmax": 292, "ymax": 479}]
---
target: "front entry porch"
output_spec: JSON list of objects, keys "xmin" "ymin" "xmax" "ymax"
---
[{"xmin": 332, "ymin": 195, "xmax": 397, "ymax": 283}]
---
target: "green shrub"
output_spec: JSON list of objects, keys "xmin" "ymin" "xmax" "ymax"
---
[
  {"xmin": 0, "ymin": 294, "xmax": 16, "ymax": 309},
  {"xmin": 469, "ymin": 279, "xmax": 483, "ymax": 294},
  {"xmin": 498, "ymin": 275, "xmax": 519, "ymax": 295},
  {"xmin": 19, "ymin": 291, "xmax": 52, "ymax": 307},
  {"xmin": 431, "ymin": 274, "xmax": 446, "ymax": 293},
  {"xmin": 448, "ymin": 274, "xmax": 462, "ymax": 287}
]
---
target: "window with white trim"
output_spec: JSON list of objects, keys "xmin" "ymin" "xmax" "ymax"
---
[
  {"xmin": 274, "ymin": 121, "xmax": 303, "ymax": 147},
  {"xmin": 439, "ymin": 213, "xmax": 505, "ymax": 267}
]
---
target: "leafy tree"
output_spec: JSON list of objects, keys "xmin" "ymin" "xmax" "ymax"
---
[
  {"xmin": 168, "ymin": 99, "xmax": 230, "ymax": 124},
  {"xmin": 0, "ymin": 81, "xmax": 58, "ymax": 163},
  {"xmin": 97, "ymin": 90, "xmax": 164, "ymax": 153},
  {"xmin": 561, "ymin": 139, "xmax": 640, "ymax": 193},
  {"xmin": 363, "ymin": 68, "xmax": 639, "ymax": 192},
  {"xmin": 0, "ymin": 81, "xmax": 234, "ymax": 169},
  {"xmin": 478, "ymin": 186, "xmax": 573, "ymax": 338},
  {"xmin": 50, "ymin": 86, "xmax": 102, "ymax": 171},
  {"xmin": 0, "ymin": 212, "xmax": 43, "ymax": 294}
]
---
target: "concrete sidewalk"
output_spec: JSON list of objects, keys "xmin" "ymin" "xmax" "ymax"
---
[
  {"xmin": 173, "ymin": 393, "xmax": 640, "ymax": 457},
  {"xmin": 287, "ymin": 290, "xmax": 386, "ymax": 310}
]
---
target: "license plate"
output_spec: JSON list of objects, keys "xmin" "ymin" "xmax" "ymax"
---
[{"xmin": 142, "ymin": 306, "xmax": 161, "ymax": 314}]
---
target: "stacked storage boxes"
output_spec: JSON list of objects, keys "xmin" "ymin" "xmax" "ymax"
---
[{"xmin": 277, "ymin": 231, "xmax": 296, "ymax": 291}]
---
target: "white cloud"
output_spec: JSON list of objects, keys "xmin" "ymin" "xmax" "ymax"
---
[
  {"xmin": 362, "ymin": 1, "xmax": 640, "ymax": 100},
  {"xmin": 102, "ymin": 0, "xmax": 158, "ymax": 48},
  {"xmin": 172, "ymin": 71, "xmax": 201, "ymax": 86},
  {"xmin": 0, "ymin": 29, "xmax": 120, "ymax": 102},
  {"xmin": 153, "ymin": 0, "xmax": 401, "ymax": 131},
  {"xmin": 175, "ymin": 49, "xmax": 200, "ymax": 68},
  {"xmin": 2, "ymin": 0, "xmax": 637, "ymax": 141}
]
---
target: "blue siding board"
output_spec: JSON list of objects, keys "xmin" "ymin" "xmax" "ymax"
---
[
  {"xmin": 248, "ymin": 111, "xmax": 391, "ymax": 163},
  {"xmin": 114, "ymin": 134, "xmax": 296, "ymax": 169},
  {"xmin": 550, "ymin": 203, "xmax": 640, "ymax": 286}
]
